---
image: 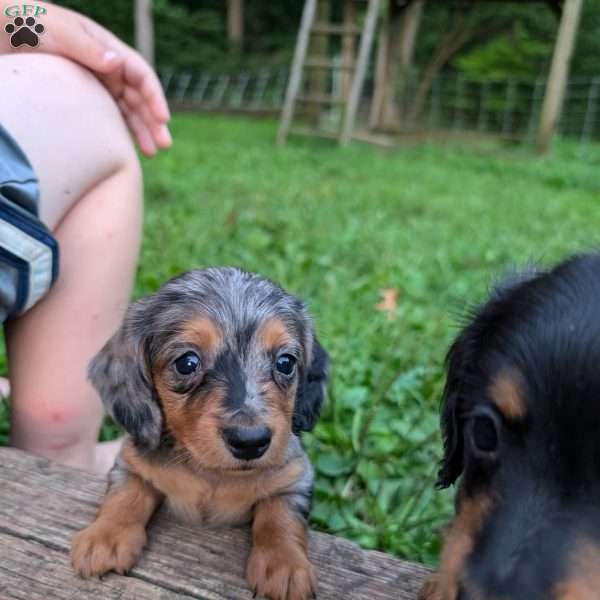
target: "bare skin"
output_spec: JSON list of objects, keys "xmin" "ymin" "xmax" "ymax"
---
[
  {"xmin": 0, "ymin": 1, "xmax": 171, "ymax": 155},
  {"xmin": 0, "ymin": 2, "xmax": 172, "ymax": 473}
]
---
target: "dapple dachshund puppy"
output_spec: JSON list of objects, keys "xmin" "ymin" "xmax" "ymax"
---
[
  {"xmin": 420, "ymin": 252, "xmax": 600, "ymax": 600},
  {"xmin": 71, "ymin": 268, "xmax": 328, "ymax": 600}
]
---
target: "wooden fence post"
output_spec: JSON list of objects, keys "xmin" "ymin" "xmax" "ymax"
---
[
  {"xmin": 536, "ymin": 0, "xmax": 584, "ymax": 154},
  {"xmin": 340, "ymin": 0, "xmax": 380, "ymax": 145},
  {"xmin": 277, "ymin": 0, "xmax": 318, "ymax": 145}
]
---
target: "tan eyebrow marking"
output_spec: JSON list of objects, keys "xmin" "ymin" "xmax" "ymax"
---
[
  {"xmin": 259, "ymin": 318, "xmax": 293, "ymax": 351},
  {"xmin": 181, "ymin": 317, "xmax": 222, "ymax": 353},
  {"xmin": 488, "ymin": 369, "xmax": 526, "ymax": 420}
]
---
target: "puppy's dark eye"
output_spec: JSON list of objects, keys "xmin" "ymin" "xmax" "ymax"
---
[
  {"xmin": 174, "ymin": 351, "xmax": 200, "ymax": 375},
  {"xmin": 276, "ymin": 354, "xmax": 296, "ymax": 376},
  {"xmin": 469, "ymin": 413, "xmax": 500, "ymax": 454}
]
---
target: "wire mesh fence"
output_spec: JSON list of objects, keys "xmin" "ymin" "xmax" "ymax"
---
[
  {"xmin": 160, "ymin": 68, "xmax": 600, "ymax": 151},
  {"xmin": 396, "ymin": 74, "xmax": 600, "ymax": 146},
  {"xmin": 160, "ymin": 68, "xmax": 289, "ymax": 112}
]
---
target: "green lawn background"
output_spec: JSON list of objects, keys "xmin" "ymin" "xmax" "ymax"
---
[{"xmin": 2, "ymin": 115, "xmax": 600, "ymax": 564}]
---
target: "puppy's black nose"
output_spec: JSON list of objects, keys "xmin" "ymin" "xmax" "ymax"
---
[{"xmin": 223, "ymin": 426, "xmax": 272, "ymax": 460}]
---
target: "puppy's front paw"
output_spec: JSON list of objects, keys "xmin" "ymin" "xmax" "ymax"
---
[
  {"xmin": 247, "ymin": 543, "xmax": 317, "ymax": 600},
  {"xmin": 70, "ymin": 520, "xmax": 147, "ymax": 577}
]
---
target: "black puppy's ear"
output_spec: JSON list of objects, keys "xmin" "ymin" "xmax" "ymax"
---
[
  {"xmin": 438, "ymin": 382, "xmax": 465, "ymax": 486},
  {"xmin": 293, "ymin": 336, "xmax": 329, "ymax": 434},
  {"xmin": 437, "ymin": 323, "xmax": 486, "ymax": 488},
  {"xmin": 88, "ymin": 298, "xmax": 162, "ymax": 450},
  {"xmin": 438, "ymin": 265, "xmax": 543, "ymax": 488}
]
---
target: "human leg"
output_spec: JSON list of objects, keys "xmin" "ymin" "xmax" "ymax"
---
[{"xmin": 0, "ymin": 54, "xmax": 143, "ymax": 472}]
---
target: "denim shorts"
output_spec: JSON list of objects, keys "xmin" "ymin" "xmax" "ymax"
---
[{"xmin": 0, "ymin": 124, "xmax": 58, "ymax": 323}]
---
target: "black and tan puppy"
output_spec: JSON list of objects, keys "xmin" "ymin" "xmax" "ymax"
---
[
  {"xmin": 420, "ymin": 252, "xmax": 600, "ymax": 600},
  {"xmin": 71, "ymin": 267, "xmax": 328, "ymax": 600}
]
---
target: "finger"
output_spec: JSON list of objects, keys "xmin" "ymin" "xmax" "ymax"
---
[
  {"xmin": 54, "ymin": 17, "xmax": 123, "ymax": 75},
  {"xmin": 153, "ymin": 123, "xmax": 172, "ymax": 150},
  {"xmin": 99, "ymin": 67, "xmax": 126, "ymax": 103},
  {"xmin": 123, "ymin": 86, "xmax": 144, "ymax": 109},
  {"xmin": 118, "ymin": 100, "xmax": 157, "ymax": 157},
  {"xmin": 124, "ymin": 94, "xmax": 154, "ymax": 138},
  {"xmin": 123, "ymin": 87, "xmax": 172, "ymax": 149},
  {"xmin": 123, "ymin": 55, "xmax": 171, "ymax": 123}
]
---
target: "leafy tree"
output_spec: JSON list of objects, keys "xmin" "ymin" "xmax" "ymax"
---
[
  {"xmin": 569, "ymin": 0, "xmax": 600, "ymax": 78},
  {"xmin": 455, "ymin": 22, "xmax": 552, "ymax": 81},
  {"xmin": 52, "ymin": 0, "xmax": 600, "ymax": 80}
]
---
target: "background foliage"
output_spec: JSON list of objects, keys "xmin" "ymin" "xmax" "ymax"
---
[
  {"xmin": 2, "ymin": 0, "xmax": 599, "ymax": 567},
  {"xmin": 97, "ymin": 117, "xmax": 600, "ymax": 563},
  {"xmin": 54, "ymin": 0, "xmax": 600, "ymax": 79},
  {"xmin": 3, "ymin": 114, "xmax": 597, "ymax": 564}
]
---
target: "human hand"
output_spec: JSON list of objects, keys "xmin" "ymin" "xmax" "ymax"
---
[{"xmin": 1, "ymin": 2, "xmax": 171, "ymax": 156}]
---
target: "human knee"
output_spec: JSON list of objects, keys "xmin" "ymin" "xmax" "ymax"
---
[
  {"xmin": 1, "ymin": 53, "xmax": 139, "ymax": 173},
  {"xmin": 44, "ymin": 54, "xmax": 140, "ymax": 171},
  {"xmin": 13, "ymin": 395, "xmax": 102, "ymax": 444}
]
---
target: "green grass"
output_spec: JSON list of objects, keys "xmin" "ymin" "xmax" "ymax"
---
[{"xmin": 2, "ymin": 115, "xmax": 600, "ymax": 565}]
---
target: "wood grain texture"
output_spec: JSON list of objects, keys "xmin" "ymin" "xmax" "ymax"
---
[
  {"xmin": 0, "ymin": 447, "xmax": 431, "ymax": 599},
  {"xmin": 0, "ymin": 533, "xmax": 182, "ymax": 600}
]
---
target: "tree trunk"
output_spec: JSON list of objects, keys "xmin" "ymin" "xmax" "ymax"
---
[
  {"xmin": 227, "ymin": 0, "xmax": 244, "ymax": 52},
  {"xmin": 536, "ymin": 0, "xmax": 583, "ymax": 154},
  {"xmin": 371, "ymin": 0, "xmax": 425, "ymax": 131},
  {"xmin": 135, "ymin": 0, "xmax": 154, "ymax": 68},
  {"xmin": 405, "ymin": 2, "xmax": 475, "ymax": 130},
  {"xmin": 370, "ymin": 2, "xmax": 398, "ymax": 130}
]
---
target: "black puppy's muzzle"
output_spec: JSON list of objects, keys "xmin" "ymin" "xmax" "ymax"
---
[{"xmin": 223, "ymin": 426, "xmax": 272, "ymax": 460}]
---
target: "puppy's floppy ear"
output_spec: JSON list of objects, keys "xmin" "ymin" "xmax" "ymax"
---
[
  {"xmin": 438, "ymin": 265, "xmax": 543, "ymax": 488},
  {"xmin": 437, "ymin": 330, "xmax": 470, "ymax": 488},
  {"xmin": 88, "ymin": 297, "xmax": 162, "ymax": 450},
  {"xmin": 293, "ymin": 335, "xmax": 329, "ymax": 434}
]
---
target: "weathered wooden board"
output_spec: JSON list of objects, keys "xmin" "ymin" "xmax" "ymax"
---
[{"xmin": 0, "ymin": 448, "xmax": 431, "ymax": 599}]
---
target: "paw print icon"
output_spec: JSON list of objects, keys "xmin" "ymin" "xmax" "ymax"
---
[{"xmin": 5, "ymin": 16, "xmax": 45, "ymax": 48}]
